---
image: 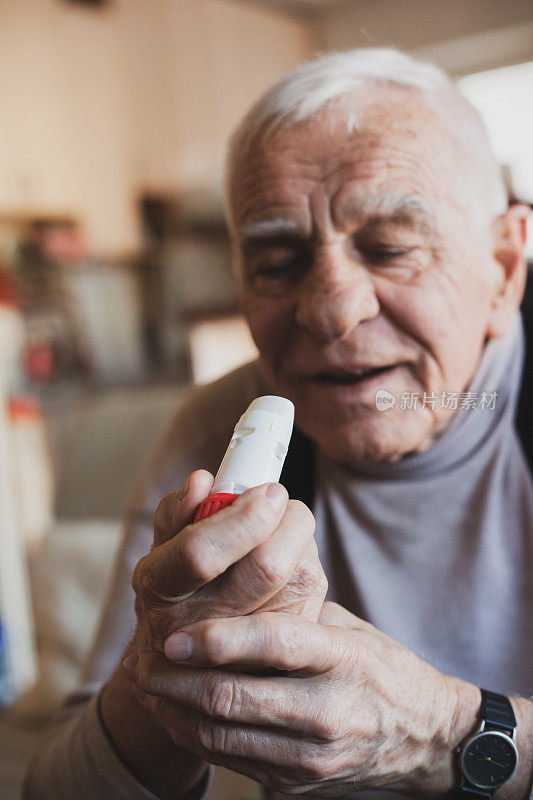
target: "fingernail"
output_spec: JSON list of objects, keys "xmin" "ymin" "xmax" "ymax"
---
[
  {"xmin": 265, "ymin": 483, "xmax": 287, "ymax": 510},
  {"xmin": 122, "ymin": 652, "xmax": 139, "ymax": 679},
  {"xmin": 165, "ymin": 632, "xmax": 194, "ymax": 661}
]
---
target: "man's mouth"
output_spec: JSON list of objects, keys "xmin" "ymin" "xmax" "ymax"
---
[{"xmin": 310, "ymin": 364, "xmax": 399, "ymax": 385}]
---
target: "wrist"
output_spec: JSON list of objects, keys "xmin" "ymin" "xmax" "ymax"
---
[
  {"xmin": 447, "ymin": 679, "xmax": 482, "ymax": 750},
  {"xmin": 100, "ymin": 649, "xmax": 208, "ymax": 800},
  {"xmin": 394, "ymin": 676, "xmax": 479, "ymax": 799},
  {"xmin": 437, "ymin": 678, "xmax": 482, "ymax": 797}
]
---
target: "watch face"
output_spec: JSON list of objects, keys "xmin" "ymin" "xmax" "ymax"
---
[{"xmin": 462, "ymin": 731, "xmax": 518, "ymax": 789}]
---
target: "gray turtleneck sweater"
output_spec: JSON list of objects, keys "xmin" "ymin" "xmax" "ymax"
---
[
  {"xmin": 24, "ymin": 315, "xmax": 533, "ymax": 800},
  {"xmin": 315, "ymin": 313, "xmax": 533, "ymax": 697}
]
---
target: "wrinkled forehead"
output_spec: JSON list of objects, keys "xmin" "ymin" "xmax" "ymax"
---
[{"xmin": 228, "ymin": 94, "xmax": 459, "ymax": 235}]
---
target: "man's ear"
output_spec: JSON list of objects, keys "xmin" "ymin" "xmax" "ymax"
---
[{"xmin": 487, "ymin": 203, "xmax": 530, "ymax": 339}]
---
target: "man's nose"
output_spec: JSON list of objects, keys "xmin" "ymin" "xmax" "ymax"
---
[{"xmin": 294, "ymin": 248, "xmax": 380, "ymax": 342}]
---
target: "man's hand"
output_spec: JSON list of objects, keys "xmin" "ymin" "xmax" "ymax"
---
[
  {"xmin": 101, "ymin": 470, "xmax": 326, "ymax": 800},
  {"xmin": 124, "ymin": 602, "xmax": 483, "ymax": 799},
  {"xmin": 132, "ymin": 469, "xmax": 327, "ymax": 655}
]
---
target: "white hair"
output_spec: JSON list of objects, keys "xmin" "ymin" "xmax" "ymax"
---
[{"xmin": 226, "ymin": 48, "xmax": 507, "ymax": 227}]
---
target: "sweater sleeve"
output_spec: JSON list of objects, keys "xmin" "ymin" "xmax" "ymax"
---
[{"xmin": 23, "ymin": 689, "xmax": 214, "ymax": 800}]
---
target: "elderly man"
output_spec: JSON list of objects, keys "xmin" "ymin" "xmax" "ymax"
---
[{"xmin": 25, "ymin": 48, "xmax": 533, "ymax": 800}]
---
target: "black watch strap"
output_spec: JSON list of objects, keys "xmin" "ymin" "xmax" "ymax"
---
[{"xmin": 480, "ymin": 689, "xmax": 516, "ymax": 732}]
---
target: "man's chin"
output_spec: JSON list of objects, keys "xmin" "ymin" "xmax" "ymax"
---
[{"xmin": 297, "ymin": 409, "xmax": 436, "ymax": 467}]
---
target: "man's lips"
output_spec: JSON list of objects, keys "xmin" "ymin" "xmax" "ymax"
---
[{"xmin": 305, "ymin": 364, "xmax": 401, "ymax": 385}]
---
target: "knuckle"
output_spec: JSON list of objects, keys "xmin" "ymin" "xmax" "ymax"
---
[
  {"xmin": 202, "ymin": 677, "xmax": 239, "ymax": 721},
  {"xmin": 312, "ymin": 711, "xmax": 344, "ymax": 742},
  {"xmin": 237, "ymin": 494, "xmax": 275, "ymax": 538},
  {"xmin": 179, "ymin": 537, "xmax": 213, "ymax": 583},
  {"xmin": 256, "ymin": 610, "xmax": 279, "ymax": 640},
  {"xmin": 251, "ymin": 550, "xmax": 289, "ymax": 588},
  {"xmin": 197, "ymin": 716, "xmax": 228, "ymax": 755},
  {"xmin": 199, "ymin": 621, "xmax": 226, "ymax": 664},
  {"xmin": 247, "ymin": 614, "xmax": 293, "ymax": 666},
  {"xmin": 275, "ymin": 630, "xmax": 298, "ymax": 664}
]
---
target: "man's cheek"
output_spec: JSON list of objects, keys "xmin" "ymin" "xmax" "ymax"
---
[{"xmin": 245, "ymin": 303, "xmax": 293, "ymax": 359}]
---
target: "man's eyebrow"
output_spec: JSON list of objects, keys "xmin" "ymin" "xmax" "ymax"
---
[
  {"xmin": 237, "ymin": 193, "xmax": 436, "ymax": 245},
  {"xmin": 237, "ymin": 218, "xmax": 303, "ymax": 245},
  {"xmin": 340, "ymin": 192, "xmax": 436, "ymax": 234}
]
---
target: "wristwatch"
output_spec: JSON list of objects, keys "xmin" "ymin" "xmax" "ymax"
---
[{"xmin": 450, "ymin": 689, "xmax": 518, "ymax": 798}]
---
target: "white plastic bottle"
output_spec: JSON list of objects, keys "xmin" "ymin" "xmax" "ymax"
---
[{"xmin": 194, "ymin": 395, "xmax": 294, "ymax": 521}]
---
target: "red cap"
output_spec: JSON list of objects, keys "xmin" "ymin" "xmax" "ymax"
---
[{"xmin": 194, "ymin": 492, "xmax": 239, "ymax": 522}]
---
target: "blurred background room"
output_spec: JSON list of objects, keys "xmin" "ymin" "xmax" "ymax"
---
[{"xmin": 0, "ymin": 1, "xmax": 532, "ymax": 798}]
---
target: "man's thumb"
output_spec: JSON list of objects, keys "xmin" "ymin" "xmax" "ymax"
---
[{"xmin": 153, "ymin": 469, "xmax": 214, "ymax": 546}]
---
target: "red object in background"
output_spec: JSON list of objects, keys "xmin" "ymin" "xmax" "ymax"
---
[
  {"xmin": 0, "ymin": 269, "xmax": 18, "ymax": 308},
  {"xmin": 8, "ymin": 396, "xmax": 42, "ymax": 423},
  {"xmin": 38, "ymin": 225, "xmax": 87, "ymax": 262},
  {"xmin": 194, "ymin": 492, "xmax": 239, "ymax": 522},
  {"xmin": 24, "ymin": 342, "xmax": 54, "ymax": 382}
]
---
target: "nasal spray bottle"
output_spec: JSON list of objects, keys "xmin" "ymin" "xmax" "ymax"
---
[{"xmin": 194, "ymin": 395, "xmax": 294, "ymax": 522}]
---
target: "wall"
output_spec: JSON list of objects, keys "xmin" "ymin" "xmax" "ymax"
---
[
  {"xmin": 315, "ymin": 0, "xmax": 533, "ymax": 76},
  {"xmin": 3, "ymin": 0, "xmax": 528, "ymax": 256},
  {"xmin": 0, "ymin": 0, "xmax": 312, "ymax": 255}
]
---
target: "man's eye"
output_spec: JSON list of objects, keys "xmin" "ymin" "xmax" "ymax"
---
[
  {"xmin": 256, "ymin": 260, "xmax": 298, "ymax": 276},
  {"xmin": 249, "ymin": 252, "xmax": 306, "ymax": 280},
  {"xmin": 364, "ymin": 247, "xmax": 414, "ymax": 261},
  {"xmin": 246, "ymin": 256, "xmax": 304, "ymax": 295}
]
